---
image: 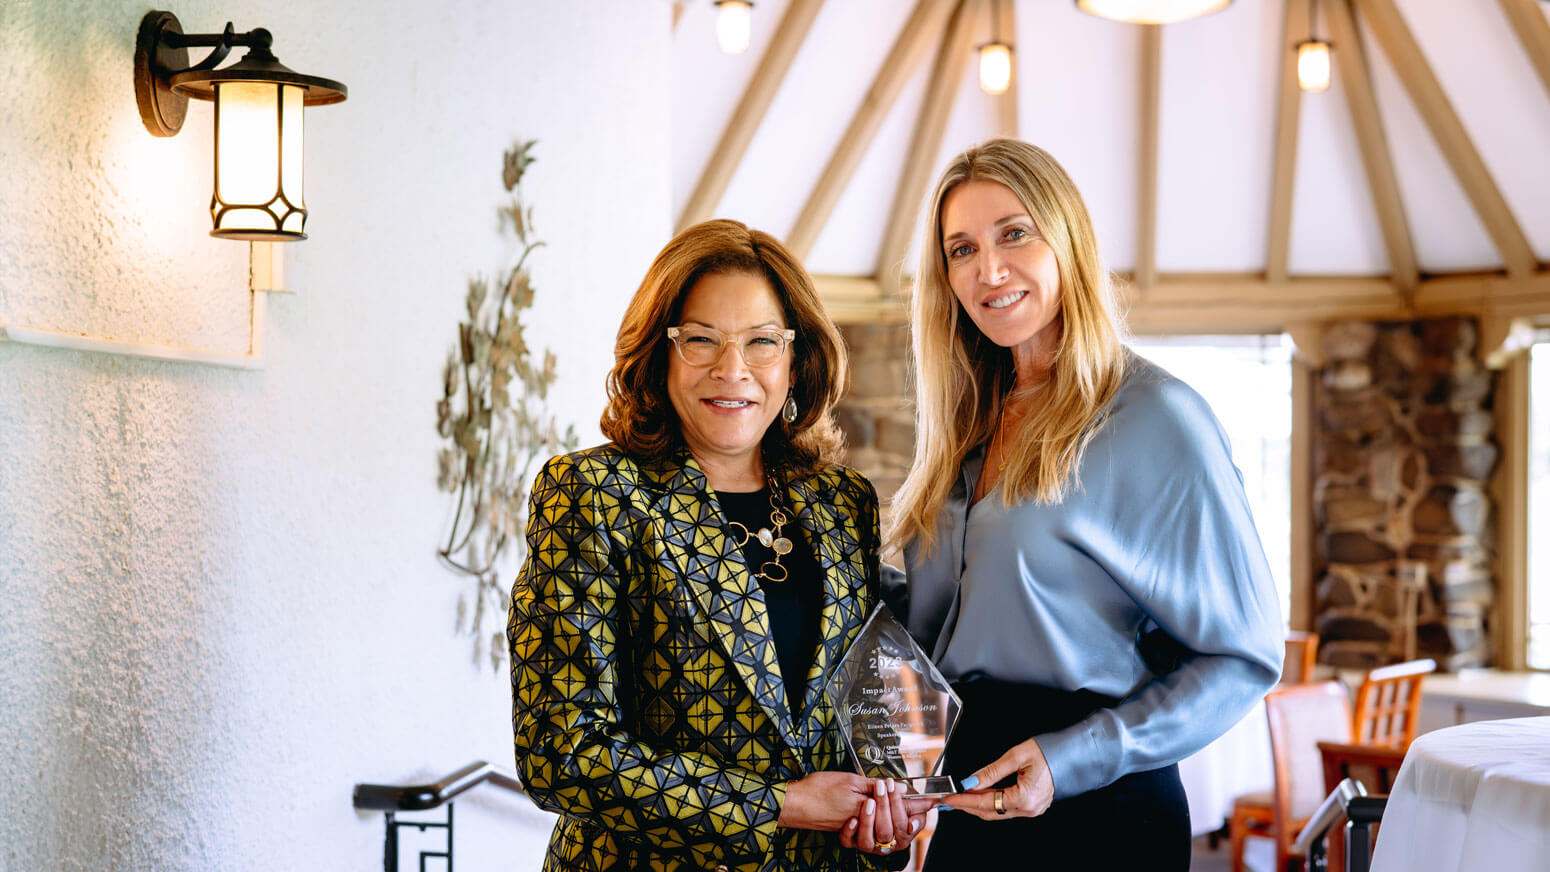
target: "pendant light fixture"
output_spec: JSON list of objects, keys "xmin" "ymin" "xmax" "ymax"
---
[
  {"xmin": 1076, "ymin": 0, "xmax": 1232, "ymax": 25},
  {"xmin": 1296, "ymin": 0, "xmax": 1332, "ymax": 93},
  {"xmin": 133, "ymin": 10, "xmax": 347, "ymax": 241},
  {"xmin": 714, "ymin": 0, "xmax": 754, "ymax": 55},
  {"xmin": 978, "ymin": 1, "xmax": 1014, "ymax": 96}
]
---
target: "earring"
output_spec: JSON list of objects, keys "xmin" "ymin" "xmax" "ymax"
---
[{"xmin": 782, "ymin": 393, "xmax": 799, "ymax": 423}]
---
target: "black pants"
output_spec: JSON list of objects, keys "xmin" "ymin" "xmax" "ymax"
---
[{"xmin": 922, "ymin": 679, "xmax": 1191, "ymax": 871}]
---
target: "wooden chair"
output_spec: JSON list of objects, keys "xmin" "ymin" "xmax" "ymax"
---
[
  {"xmin": 1228, "ymin": 681, "xmax": 1352, "ymax": 872},
  {"xmin": 1282, "ymin": 630, "xmax": 1319, "ymax": 684},
  {"xmin": 1317, "ymin": 741, "xmax": 1409, "ymax": 872},
  {"xmin": 1351, "ymin": 658, "xmax": 1434, "ymax": 749}
]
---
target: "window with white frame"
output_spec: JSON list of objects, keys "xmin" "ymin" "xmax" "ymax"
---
[
  {"xmin": 1127, "ymin": 335, "xmax": 1294, "ymax": 625},
  {"xmin": 1528, "ymin": 337, "xmax": 1550, "ymax": 670}
]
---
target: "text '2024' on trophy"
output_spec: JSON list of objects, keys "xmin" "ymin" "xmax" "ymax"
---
[{"xmin": 823, "ymin": 604, "xmax": 961, "ymax": 798}]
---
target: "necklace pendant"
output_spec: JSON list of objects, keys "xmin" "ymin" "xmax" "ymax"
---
[
  {"xmin": 772, "ymin": 537, "xmax": 792, "ymax": 555},
  {"xmin": 757, "ymin": 528, "xmax": 774, "ymax": 547}
]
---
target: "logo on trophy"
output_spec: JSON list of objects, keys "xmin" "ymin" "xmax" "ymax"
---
[{"xmin": 824, "ymin": 605, "xmax": 961, "ymax": 797}]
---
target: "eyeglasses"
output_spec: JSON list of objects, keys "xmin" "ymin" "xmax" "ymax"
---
[{"xmin": 667, "ymin": 325, "xmax": 795, "ymax": 368}]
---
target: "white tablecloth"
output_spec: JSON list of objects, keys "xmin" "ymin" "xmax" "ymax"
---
[
  {"xmin": 1370, "ymin": 716, "xmax": 1550, "ymax": 872},
  {"xmin": 1178, "ymin": 702, "xmax": 1273, "ymax": 836}
]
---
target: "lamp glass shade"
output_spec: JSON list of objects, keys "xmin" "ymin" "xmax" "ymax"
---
[
  {"xmin": 979, "ymin": 43, "xmax": 1013, "ymax": 96},
  {"xmin": 1075, "ymin": 0, "xmax": 1231, "ymax": 24},
  {"xmin": 1297, "ymin": 40, "xmax": 1332, "ymax": 92},
  {"xmin": 213, "ymin": 81, "xmax": 306, "ymax": 240},
  {"xmin": 716, "ymin": 0, "xmax": 753, "ymax": 54}
]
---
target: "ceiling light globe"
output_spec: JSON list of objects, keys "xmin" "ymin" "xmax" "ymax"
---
[
  {"xmin": 715, "ymin": 0, "xmax": 753, "ymax": 55},
  {"xmin": 1297, "ymin": 40, "xmax": 1332, "ymax": 93},
  {"xmin": 1076, "ymin": 0, "xmax": 1232, "ymax": 25}
]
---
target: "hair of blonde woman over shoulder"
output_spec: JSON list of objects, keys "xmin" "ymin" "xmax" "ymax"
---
[
  {"xmin": 888, "ymin": 139, "xmax": 1129, "ymax": 556},
  {"xmin": 600, "ymin": 218, "xmax": 847, "ymax": 477}
]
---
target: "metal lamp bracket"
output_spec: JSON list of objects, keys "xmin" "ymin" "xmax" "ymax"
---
[{"xmin": 133, "ymin": 11, "xmax": 269, "ymax": 137}]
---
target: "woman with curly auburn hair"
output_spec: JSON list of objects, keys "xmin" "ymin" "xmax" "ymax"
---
[
  {"xmin": 886, "ymin": 140, "xmax": 1282, "ymax": 869},
  {"xmin": 510, "ymin": 219, "xmax": 931, "ymax": 871}
]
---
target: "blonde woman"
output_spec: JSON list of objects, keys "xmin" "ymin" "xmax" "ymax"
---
[{"xmin": 886, "ymin": 140, "xmax": 1282, "ymax": 868}]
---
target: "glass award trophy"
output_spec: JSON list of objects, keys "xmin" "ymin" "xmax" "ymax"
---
[{"xmin": 823, "ymin": 604, "xmax": 961, "ymax": 797}]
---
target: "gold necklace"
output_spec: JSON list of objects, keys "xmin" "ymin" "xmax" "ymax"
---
[{"xmin": 727, "ymin": 479, "xmax": 794, "ymax": 583}]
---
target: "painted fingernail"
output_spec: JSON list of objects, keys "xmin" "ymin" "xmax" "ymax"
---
[
  {"xmin": 847, "ymin": 819, "xmax": 858, "ymax": 830},
  {"xmin": 960, "ymin": 775, "xmax": 980, "ymax": 790},
  {"xmin": 892, "ymin": 781, "xmax": 905, "ymax": 794},
  {"xmin": 876, "ymin": 779, "xmax": 888, "ymax": 795},
  {"xmin": 935, "ymin": 803, "xmax": 952, "ymax": 811},
  {"xmin": 909, "ymin": 820, "xmax": 920, "ymax": 835},
  {"xmin": 865, "ymin": 798, "xmax": 876, "ymax": 815}
]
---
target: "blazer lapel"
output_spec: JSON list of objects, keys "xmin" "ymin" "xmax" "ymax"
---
[
  {"xmin": 786, "ymin": 473, "xmax": 871, "ymax": 727},
  {"xmin": 646, "ymin": 453, "xmax": 802, "ymax": 756}
]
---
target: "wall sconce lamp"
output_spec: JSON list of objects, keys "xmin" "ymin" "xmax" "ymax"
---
[
  {"xmin": 1076, "ymin": 0, "xmax": 1232, "ymax": 25},
  {"xmin": 714, "ymin": 0, "xmax": 754, "ymax": 55},
  {"xmin": 1296, "ymin": 0, "xmax": 1332, "ymax": 93},
  {"xmin": 133, "ymin": 10, "xmax": 347, "ymax": 242}
]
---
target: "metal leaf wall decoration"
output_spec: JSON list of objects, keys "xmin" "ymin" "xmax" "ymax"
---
[{"xmin": 437, "ymin": 139, "xmax": 577, "ymax": 671}]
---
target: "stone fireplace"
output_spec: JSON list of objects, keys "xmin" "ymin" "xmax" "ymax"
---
[{"xmin": 1313, "ymin": 317, "xmax": 1498, "ymax": 671}]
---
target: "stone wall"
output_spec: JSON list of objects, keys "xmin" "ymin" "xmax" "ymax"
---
[
  {"xmin": 1314, "ymin": 318, "xmax": 1498, "ymax": 671},
  {"xmin": 836, "ymin": 324, "xmax": 915, "ymax": 554}
]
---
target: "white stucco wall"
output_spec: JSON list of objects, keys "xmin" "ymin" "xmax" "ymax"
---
[{"xmin": 0, "ymin": 2, "xmax": 671, "ymax": 870}]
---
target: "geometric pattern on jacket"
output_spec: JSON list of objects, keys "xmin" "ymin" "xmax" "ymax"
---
[{"xmin": 508, "ymin": 444, "xmax": 893, "ymax": 872}]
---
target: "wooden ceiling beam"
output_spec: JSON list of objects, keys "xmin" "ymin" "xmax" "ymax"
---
[
  {"xmin": 814, "ymin": 271, "xmax": 1550, "ymax": 328},
  {"xmin": 1135, "ymin": 24, "xmax": 1161, "ymax": 294},
  {"xmin": 786, "ymin": 0, "xmax": 955, "ymax": 261},
  {"xmin": 677, "ymin": 0, "xmax": 826, "ymax": 232},
  {"xmin": 1496, "ymin": 0, "xmax": 1550, "ymax": 103},
  {"xmin": 1355, "ymin": 0, "xmax": 1537, "ymax": 279},
  {"xmin": 994, "ymin": 0, "xmax": 1019, "ymax": 138},
  {"xmin": 874, "ymin": 0, "xmax": 981, "ymax": 291},
  {"xmin": 1266, "ymin": 0, "xmax": 1309, "ymax": 283},
  {"xmin": 1327, "ymin": 0, "xmax": 1418, "ymax": 297}
]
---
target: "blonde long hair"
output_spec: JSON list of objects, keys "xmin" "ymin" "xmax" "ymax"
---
[{"xmin": 888, "ymin": 140, "xmax": 1128, "ymax": 555}]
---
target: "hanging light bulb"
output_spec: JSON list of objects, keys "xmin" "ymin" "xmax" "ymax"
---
[
  {"xmin": 715, "ymin": 0, "xmax": 753, "ymax": 55},
  {"xmin": 1075, "ymin": 0, "xmax": 1231, "ymax": 25},
  {"xmin": 979, "ymin": 43, "xmax": 1013, "ymax": 95},
  {"xmin": 1297, "ymin": 39, "xmax": 1332, "ymax": 92}
]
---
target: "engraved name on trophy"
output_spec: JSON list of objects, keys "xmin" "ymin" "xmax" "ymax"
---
[{"xmin": 824, "ymin": 604, "xmax": 961, "ymax": 798}]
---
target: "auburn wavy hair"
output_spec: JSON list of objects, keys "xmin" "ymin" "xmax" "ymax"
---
[{"xmin": 600, "ymin": 219, "xmax": 847, "ymax": 477}]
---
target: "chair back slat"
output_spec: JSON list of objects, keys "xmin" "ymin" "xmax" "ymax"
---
[{"xmin": 1352, "ymin": 658, "xmax": 1435, "ymax": 749}]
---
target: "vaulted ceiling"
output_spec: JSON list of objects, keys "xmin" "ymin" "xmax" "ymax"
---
[{"xmin": 670, "ymin": 0, "xmax": 1550, "ymax": 333}]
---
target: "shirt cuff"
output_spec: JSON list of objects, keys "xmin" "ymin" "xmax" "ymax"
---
[{"xmin": 1033, "ymin": 719, "xmax": 1106, "ymax": 801}]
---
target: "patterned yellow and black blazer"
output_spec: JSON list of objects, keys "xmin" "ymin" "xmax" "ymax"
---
[{"xmin": 508, "ymin": 444, "xmax": 893, "ymax": 872}]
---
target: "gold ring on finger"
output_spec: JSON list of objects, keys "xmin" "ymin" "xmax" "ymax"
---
[
  {"xmin": 876, "ymin": 838, "xmax": 896, "ymax": 854},
  {"xmin": 993, "ymin": 790, "xmax": 1006, "ymax": 815}
]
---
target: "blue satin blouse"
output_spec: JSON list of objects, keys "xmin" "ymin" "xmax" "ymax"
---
[{"xmin": 892, "ymin": 352, "xmax": 1283, "ymax": 800}]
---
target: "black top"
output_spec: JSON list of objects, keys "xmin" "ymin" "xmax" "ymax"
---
[{"xmin": 717, "ymin": 488, "xmax": 824, "ymax": 715}]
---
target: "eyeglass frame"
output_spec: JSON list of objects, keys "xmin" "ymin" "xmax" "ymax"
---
[{"xmin": 666, "ymin": 325, "xmax": 796, "ymax": 368}]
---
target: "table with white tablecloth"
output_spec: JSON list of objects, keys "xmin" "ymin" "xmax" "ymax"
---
[
  {"xmin": 1370, "ymin": 716, "xmax": 1550, "ymax": 872},
  {"xmin": 1178, "ymin": 701, "xmax": 1273, "ymax": 836}
]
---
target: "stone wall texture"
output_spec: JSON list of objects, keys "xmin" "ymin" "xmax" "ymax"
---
[
  {"xmin": 836, "ymin": 324, "xmax": 914, "ymax": 552},
  {"xmin": 1313, "ymin": 317, "xmax": 1497, "ymax": 671}
]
